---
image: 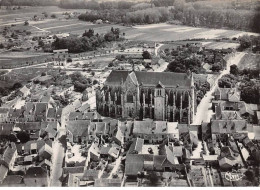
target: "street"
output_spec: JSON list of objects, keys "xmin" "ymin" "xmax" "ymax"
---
[{"xmin": 192, "ymin": 52, "xmax": 245, "ymax": 125}]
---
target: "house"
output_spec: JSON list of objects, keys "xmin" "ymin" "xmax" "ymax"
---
[
  {"xmin": 23, "ymin": 167, "xmax": 49, "ymax": 187},
  {"xmin": 214, "ymin": 87, "xmax": 240, "ymax": 102},
  {"xmin": 94, "ymin": 178, "xmax": 121, "ymax": 187},
  {"xmin": 0, "ymin": 123, "xmax": 14, "ymax": 136},
  {"xmin": 8, "ymin": 109, "xmax": 23, "ymax": 123},
  {"xmin": 88, "ymin": 141, "xmax": 100, "ymax": 162},
  {"xmin": 41, "ymin": 122, "xmax": 58, "ymax": 140},
  {"xmin": 257, "ymin": 111, "xmax": 260, "ymax": 124},
  {"xmin": 38, "ymin": 143, "xmax": 53, "ymax": 161},
  {"xmin": 211, "ymin": 119, "xmax": 248, "ymax": 135},
  {"xmin": 18, "ymin": 86, "xmax": 30, "ymax": 98},
  {"xmin": 38, "ymin": 159, "xmax": 52, "ymax": 171},
  {"xmin": 35, "ymin": 103, "xmax": 48, "ymax": 122},
  {"xmin": 214, "ymin": 105, "xmax": 242, "ymax": 120},
  {"xmin": 0, "ymin": 165, "xmax": 8, "ymax": 184},
  {"xmin": 66, "ymin": 120, "xmax": 90, "ymax": 143},
  {"xmin": 100, "ymin": 143, "xmax": 120, "ymax": 161},
  {"xmin": 23, "ymin": 102, "xmax": 35, "ymax": 122},
  {"xmin": 53, "ymin": 49, "xmax": 68, "ymax": 59},
  {"xmin": 218, "ymin": 146, "xmax": 243, "ymax": 170},
  {"xmin": 0, "ymin": 175, "xmax": 25, "ymax": 187},
  {"xmin": 17, "ymin": 139, "xmax": 52, "ymax": 157},
  {"xmin": 46, "ymin": 108, "xmax": 57, "ymax": 122},
  {"xmin": 125, "ymin": 138, "xmax": 180, "ymax": 177},
  {"xmin": 15, "ymin": 122, "xmax": 42, "ymax": 135},
  {"xmin": 0, "ymin": 108, "xmax": 9, "ymax": 123},
  {"xmin": 56, "ymin": 108, "xmax": 63, "ymax": 122},
  {"xmin": 0, "ymin": 142, "xmax": 17, "ymax": 170},
  {"xmin": 132, "ymin": 120, "xmax": 179, "ymax": 143},
  {"xmin": 95, "ymin": 19, "xmax": 103, "ymax": 24},
  {"xmin": 82, "ymin": 169, "xmax": 102, "ymax": 181}
]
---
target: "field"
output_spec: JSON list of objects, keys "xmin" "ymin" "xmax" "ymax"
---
[
  {"xmin": 126, "ymin": 23, "xmax": 259, "ymax": 42},
  {"xmin": 1, "ymin": 6, "xmax": 259, "ymax": 42},
  {"xmin": 0, "ymin": 52, "xmax": 53, "ymax": 68},
  {"xmin": 237, "ymin": 53, "xmax": 260, "ymax": 70}
]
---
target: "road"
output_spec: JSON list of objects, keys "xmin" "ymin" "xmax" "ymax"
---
[
  {"xmin": 49, "ymin": 104, "xmax": 68, "ymax": 186},
  {"xmin": 192, "ymin": 52, "xmax": 245, "ymax": 125}
]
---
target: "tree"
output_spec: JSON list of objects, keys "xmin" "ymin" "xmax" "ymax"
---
[
  {"xmin": 12, "ymin": 82, "xmax": 22, "ymax": 89},
  {"xmin": 24, "ymin": 21, "xmax": 29, "ymax": 26},
  {"xmin": 74, "ymin": 81, "xmax": 88, "ymax": 92},
  {"xmin": 51, "ymin": 14, "xmax": 56, "ymax": 18},
  {"xmin": 218, "ymin": 74, "xmax": 237, "ymax": 88},
  {"xmin": 142, "ymin": 50, "xmax": 151, "ymax": 59},
  {"xmin": 211, "ymin": 62, "xmax": 223, "ymax": 72},
  {"xmin": 230, "ymin": 64, "xmax": 239, "ymax": 76},
  {"xmin": 17, "ymin": 131, "xmax": 30, "ymax": 143},
  {"xmin": 38, "ymin": 40, "xmax": 44, "ymax": 47},
  {"xmin": 8, "ymin": 134, "xmax": 17, "ymax": 142}
]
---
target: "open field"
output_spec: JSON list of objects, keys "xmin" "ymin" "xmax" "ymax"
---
[
  {"xmin": 126, "ymin": 23, "xmax": 259, "ymax": 42},
  {"xmin": 237, "ymin": 53, "xmax": 260, "ymax": 70},
  {"xmin": 0, "ymin": 52, "xmax": 53, "ymax": 68}
]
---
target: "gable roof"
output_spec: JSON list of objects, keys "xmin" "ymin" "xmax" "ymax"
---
[
  {"xmin": 105, "ymin": 70, "xmax": 192, "ymax": 88},
  {"xmin": 105, "ymin": 70, "xmax": 130, "ymax": 86},
  {"xmin": 47, "ymin": 108, "xmax": 56, "ymax": 118},
  {"xmin": 125, "ymin": 154, "xmax": 144, "ymax": 176},
  {"xmin": 66, "ymin": 120, "xmax": 90, "ymax": 137},
  {"xmin": 128, "ymin": 138, "xmax": 144, "ymax": 154},
  {"xmin": 0, "ymin": 142, "xmax": 17, "ymax": 167},
  {"xmin": 0, "ymin": 123, "xmax": 14, "ymax": 136},
  {"xmin": 19, "ymin": 86, "xmax": 30, "ymax": 95}
]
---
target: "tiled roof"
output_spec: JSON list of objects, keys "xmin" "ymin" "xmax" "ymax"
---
[
  {"xmin": 19, "ymin": 86, "xmax": 30, "ymax": 95},
  {"xmin": 47, "ymin": 108, "xmax": 56, "ymax": 118},
  {"xmin": 35, "ymin": 103, "xmax": 48, "ymax": 115},
  {"xmin": 125, "ymin": 154, "xmax": 144, "ymax": 176},
  {"xmin": 105, "ymin": 70, "xmax": 192, "ymax": 88},
  {"xmin": 24, "ymin": 167, "xmax": 47, "ymax": 178},
  {"xmin": 0, "ymin": 142, "xmax": 17, "ymax": 166},
  {"xmin": 66, "ymin": 120, "xmax": 90, "ymax": 137},
  {"xmin": 135, "ymin": 71, "xmax": 191, "ymax": 88},
  {"xmin": 94, "ymin": 178, "xmax": 121, "ymax": 187},
  {"xmin": 63, "ymin": 166, "xmax": 85, "ymax": 175},
  {"xmin": 1, "ymin": 175, "xmax": 24, "ymax": 185},
  {"xmin": 105, "ymin": 70, "xmax": 130, "ymax": 86},
  {"xmin": 0, "ymin": 123, "xmax": 14, "ymax": 136},
  {"xmin": 211, "ymin": 119, "xmax": 247, "ymax": 134},
  {"xmin": 15, "ymin": 122, "xmax": 42, "ymax": 131},
  {"xmin": 128, "ymin": 138, "xmax": 144, "ymax": 154}
]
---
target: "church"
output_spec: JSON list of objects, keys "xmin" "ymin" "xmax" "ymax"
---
[{"xmin": 96, "ymin": 70, "xmax": 196, "ymax": 124}]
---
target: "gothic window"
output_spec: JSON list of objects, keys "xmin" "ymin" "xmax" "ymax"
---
[{"xmin": 127, "ymin": 94, "xmax": 133, "ymax": 103}]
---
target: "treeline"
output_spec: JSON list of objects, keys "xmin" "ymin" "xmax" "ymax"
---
[
  {"xmin": 0, "ymin": 0, "xmax": 59, "ymax": 6},
  {"xmin": 238, "ymin": 35, "xmax": 260, "ymax": 52},
  {"xmin": 50, "ymin": 27, "xmax": 122, "ymax": 53},
  {"xmin": 78, "ymin": 7, "xmax": 171, "ymax": 24},
  {"xmin": 59, "ymin": 0, "xmax": 134, "ymax": 10}
]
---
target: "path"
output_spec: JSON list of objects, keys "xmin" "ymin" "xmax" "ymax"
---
[
  {"xmin": 31, "ymin": 25, "xmax": 49, "ymax": 33},
  {"xmin": 192, "ymin": 52, "xmax": 245, "ymax": 125}
]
